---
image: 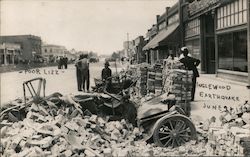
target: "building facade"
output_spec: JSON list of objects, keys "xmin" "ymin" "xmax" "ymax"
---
[
  {"xmin": 133, "ymin": 36, "xmax": 146, "ymax": 64},
  {"xmin": 0, "ymin": 43, "xmax": 21, "ymax": 65},
  {"xmin": 143, "ymin": 1, "xmax": 183, "ymax": 64},
  {"xmin": 183, "ymin": 0, "xmax": 249, "ymax": 83},
  {"xmin": 41, "ymin": 44, "xmax": 67, "ymax": 62},
  {"xmin": 123, "ymin": 41, "xmax": 134, "ymax": 59},
  {"xmin": 0, "ymin": 35, "xmax": 42, "ymax": 62}
]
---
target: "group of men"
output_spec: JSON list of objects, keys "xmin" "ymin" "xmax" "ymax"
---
[
  {"xmin": 58, "ymin": 56, "xmax": 68, "ymax": 69},
  {"xmin": 75, "ymin": 54, "xmax": 90, "ymax": 92},
  {"xmin": 75, "ymin": 47, "xmax": 200, "ymax": 101},
  {"xmin": 75, "ymin": 54, "xmax": 112, "ymax": 92}
]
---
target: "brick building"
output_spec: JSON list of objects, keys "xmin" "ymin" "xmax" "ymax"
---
[
  {"xmin": 143, "ymin": 1, "xmax": 182, "ymax": 64},
  {"xmin": 0, "ymin": 35, "xmax": 42, "ymax": 62},
  {"xmin": 41, "ymin": 44, "xmax": 67, "ymax": 62},
  {"xmin": 0, "ymin": 43, "xmax": 21, "ymax": 65}
]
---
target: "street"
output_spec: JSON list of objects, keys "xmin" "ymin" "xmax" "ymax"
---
[{"xmin": 0, "ymin": 61, "xmax": 125, "ymax": 105}]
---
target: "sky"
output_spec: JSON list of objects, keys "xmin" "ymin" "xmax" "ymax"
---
[{"xmin": 1, "ymin": 0, "xmax": 177, "ymax": 55}]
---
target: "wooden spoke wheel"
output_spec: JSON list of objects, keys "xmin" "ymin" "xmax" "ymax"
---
[
  {"xmin": 175, "ymin": 106, "xmax": 186, "ymax": 115},
  {"xmin": 153, "ymin": 115, "xmax": 196, "ymax": 148}
]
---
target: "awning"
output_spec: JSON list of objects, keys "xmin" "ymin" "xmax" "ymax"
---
[{"xmin": 143, "ymin": 23, "xmax": 180, "ymax": 51}]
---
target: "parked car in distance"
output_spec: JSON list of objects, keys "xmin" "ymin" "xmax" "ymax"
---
[{"xmin": 89, "ymin": 57, "xmax": 99, "ymax": 63}]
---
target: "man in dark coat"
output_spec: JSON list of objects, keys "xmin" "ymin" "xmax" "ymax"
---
[
  {"xmin": 78, "ymin": 54, "xmax": 90, "ymax": 92},
  {"xmin": 102, "ymin": 61, "xmax": 112, "ymax": 81},
  {"xmin": 64, "ymin": 56, "xmax": 68, "ymax": 69},
  {"xmin": 102, "ymin": 61, "xmax": 112, "ymax": 92},
  {"xmin": 75, "ymin": 55, "xmax": 84, "ymax": 91},
  {"xmin": 179, "ymin": 47, "xmax": 200, "ymax": 101}
]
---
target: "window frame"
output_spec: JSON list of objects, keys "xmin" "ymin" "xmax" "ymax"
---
[{"xmin": 216, "ymin": 0, "xmax": 247, "ymax": 30}]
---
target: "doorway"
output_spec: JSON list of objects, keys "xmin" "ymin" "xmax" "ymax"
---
[{"xmin": 203, "ymin": 12, "xmax": 215, "ymax": 74}]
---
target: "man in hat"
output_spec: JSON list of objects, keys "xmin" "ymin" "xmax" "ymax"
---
[
  {"xmin": 179, "ymin": 47, "xmax": 200, "ymax": 101},
  {"xmin": 76, "ymin": 54, "xmax": 90, "ymax": 92},
  {"xmin": 102, "ymin": 61, "xmax": 112, "ymax": 92},
  {"xmin": 102, "ymin": 61, "xmax": 112, "ymax": 81},
  {"xmin": 75, "ymin": 54, "xmax": 84, "ymax": 91}
]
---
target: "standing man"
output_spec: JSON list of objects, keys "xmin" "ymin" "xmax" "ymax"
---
[
  {"xmin": 102, "ymin": 61, "xmax": 112, "ymax": 81},
  {"xmin": 102, "ymin": 61, "xmax": 112, "ymax": 92},
  {"xmin": 179, "ymin": 47, "xmax": 200, "ymax": 101},
  {"xmin": 78, "ymin": 54, "xmax": 90, "ymax": 92},
  {"xmin": 75, "ymin": 55, "xmax": 83, "ymax": 91},
  {"xmin": 64, "ymin": 55, "xmax": 68, "ymax": 69}
]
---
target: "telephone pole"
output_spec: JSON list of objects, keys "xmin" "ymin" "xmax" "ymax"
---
[{"xmin": 127, "ymin": 33, "xmax": 129, "ymax": 58}]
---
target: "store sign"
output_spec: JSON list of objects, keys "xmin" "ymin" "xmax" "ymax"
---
[
  {"xmin": 191, "ymin": 76, "xmax": 249, "ymax": 120},
  {"xmin": 188, "ymin": 0, "xmax": 220, "ymax": 16}
]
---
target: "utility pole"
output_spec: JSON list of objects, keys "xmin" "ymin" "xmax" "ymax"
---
[{"xmin": 127, "ymin": 33, "xmax": 129, "ymax": 59}]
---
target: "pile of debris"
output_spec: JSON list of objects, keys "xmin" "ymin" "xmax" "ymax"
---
[
  {"xmin": 194, "ymin": 101, "xmax": 250, "ymax": 156},
  {"xmin": 1, "ymin": 94, "xmax": 210, "ymax": 157},
  {"xmin": 219, "ymin": 101, "xmax": 250, "ymax": 128},
  {"xmin": 0, "ymin": 95, "xmax": 139, "ymax": 157}
]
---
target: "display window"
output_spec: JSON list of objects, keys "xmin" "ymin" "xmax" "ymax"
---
[
  {"xmin": 185, "ymin": 18, "xmax": 200, "ymax": 38},
  {"xmin": 217, "ymin": 0, "xmax": 247, "ymax": 29},
  {"xmin": 218, "ymin": 30, "xmax": 247, "ymax": 72}
]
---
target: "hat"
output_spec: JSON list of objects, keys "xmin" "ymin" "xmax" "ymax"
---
[
  {"xmin": 105, "ymin": 61, "xmax": 110, "ymax": 66},
  {"xmin": 181, "ymin": 46, "xmax": 188, "ymax": 52}
]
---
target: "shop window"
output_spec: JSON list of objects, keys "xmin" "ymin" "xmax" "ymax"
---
[
  {"xmin": 217, "ymin": 0, "xmax": 247, "ymax": 29},
  {"xmin": 233, "ymin": 31, "xmax": 247, "ymax": 72},
  {"xmin": 7, "ymin": 54, "xmax": 12, "ymax": 64},
  {"xmin": 185, "ymin": 18, "xmax": 200, "ymax": 38},
  {"xmin": 218, "ymin": 30, "xmax": 247, "ymax": 72},
  {"xmin": 0, "ymin": 54, "xmax": 4, "ymax": 64},
  {"xmin": 218, "ymin": 33, "xmax": 233, "ymax": 70},
  {"xmin": 243, "ymin": 11, "xmax": 247, "ymax": 23},
  {"xmin": 185, "ymin": 39, "xmax": 200, "ymax": 60}
]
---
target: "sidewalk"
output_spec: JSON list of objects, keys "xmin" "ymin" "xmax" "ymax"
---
[
  {"xmin": 190, "ymin": 74, "xmax": 249, "ymax": 122},
  {"xmin": 0, "ymin": 63, "xmax": 59, "ymax": 73}
]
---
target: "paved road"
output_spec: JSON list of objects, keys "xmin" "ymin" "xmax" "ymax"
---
[{"xmin": 0, "ymin": 61, "xmax": 126, "ymax": 105}]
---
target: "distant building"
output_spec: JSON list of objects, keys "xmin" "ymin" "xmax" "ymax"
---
[
  {"xmin": 0, "ymin": 35, "xmax": 42, "ymax": 61},
  {"xmin": 143, "ymin": 2, "xmax": 182, "ymax": 65},
  {"xmin": 41, "ymin": 44, "xmax": 67, "ymax": 62},
  {"xmin": 133, "ymin": 36, "xmax": 146, "ymax": 64},
  {"xmin": 65, "ymin": 50, "xmax": 77, "ymax": 61},
  {"xmin": 123, "ymin": 41, "xmax": 134, "ymax": 58},
  {"xmin": 0, "ymin": 43, "xmax": 21, "ymax": 65}
]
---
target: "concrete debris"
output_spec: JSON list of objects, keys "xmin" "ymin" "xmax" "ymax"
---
[{"xmin": 1, "ymin": 95, "xmax": 250, "ymax": 156}]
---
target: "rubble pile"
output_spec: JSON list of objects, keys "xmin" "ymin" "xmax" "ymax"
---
[
  {"xmin": 154, "ymin": 64, "xmax": 163, "ymax": 96},
  {"xmin": 194, "ymin": 101, "xmax": 250, "ymax": 156},
  {"xmin": 219, "ymin": 101, "xmax": 250, "ymax": 128},
  {"xmin": 1, "ymin": 96, "xmax": 212, "ymax": 157},
  {"xmin": 147, "ymin": 67, "xmax": 156, "ymax": 94},
  {"xmin": 162, "ymin": 59, "xmax": 182, "ymax": 93},
  {"xmin": 167, "ymin": 69, "xmax": 193, "ymax": 101},
  {"xmin": 0, "ymin": 97, "xmax": 140, "ymax": 157},
  {"xmin": 205, "ymin": 127, "xmax": 250, "ymax": 156},
  {"xmin": 135, "ymin": 64, "xmax": 148, "ymax": 97}
]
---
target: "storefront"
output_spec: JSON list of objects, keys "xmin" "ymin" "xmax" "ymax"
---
[
  {"xmin": 184, "ymin": 18, "xmax": 202, "ymax": 71},
  {"xmin": 215, "ymin": 0, "xmax": 248, "ymax": 83},
  {"xmin": 143, "ymin": 22, "xmax": 180, "ymax": 64},
  {"xmin": 185, "ymin": 0, "xmax": 249, "ymax": 83},
  {"xmin": 0, "ymin": 43, "xmax": 21, "ymax": 65}
]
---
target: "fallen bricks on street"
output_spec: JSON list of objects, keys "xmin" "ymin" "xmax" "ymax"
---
[{"xmin": 1, "ymin": 93, "xmax": 250, "ymax": 156}]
